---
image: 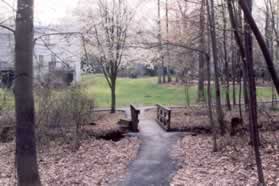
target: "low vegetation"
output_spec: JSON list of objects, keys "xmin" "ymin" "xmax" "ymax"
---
[{"xmin": 0, "ymin": 86, "xmax": 140, "ymax": 185}]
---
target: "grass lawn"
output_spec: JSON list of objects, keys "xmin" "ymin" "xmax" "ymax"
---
[
  {"xmin": 0, "ymin": 75, "xmax": 275, "ymax": 109},
  {"xmin": 81, "ymin": 75, "xmax": 194, "ymax": 107},
  {"xmin": 81, "ymin": 74, "xmax": 275, "ymax": 108}
]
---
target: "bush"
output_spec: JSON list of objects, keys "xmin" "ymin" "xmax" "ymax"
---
[{"xmin": 35, "ymin": 85, "xmax": 95, "ymax": 150}]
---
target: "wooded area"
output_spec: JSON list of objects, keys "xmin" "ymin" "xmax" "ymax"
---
[{"xmin": 0, "ymin": 0, "xmax": 279, "ymax": 185}]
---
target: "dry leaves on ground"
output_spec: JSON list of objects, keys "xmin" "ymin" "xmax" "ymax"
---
[
  {"xmin": 145, "ymin": 106, "xmax": 279, "ymax": 132},
  {"xmin": 0, "ymin": 111, "xmax": 140, "ymax": 186},
  {"xmin": 171, "ymin": 131, "xmax": 279, "ymax": 186},
  {"xmin": 0, "ymin": 137, "xmax": 140, "ymax": 186},
  {"xmin": 82, "ymin": 111, "xmax": 125, "ymax": 137}
]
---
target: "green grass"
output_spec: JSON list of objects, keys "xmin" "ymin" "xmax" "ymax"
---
[
  {"xmin": 0, "ymin": 89, "xmax": 14, "ymax": 110},
  {"xmin": 81, "ymin": 74, "xmax": 274, "ymax": 107},
  {"xmin": 81, "ymin": 74, "xmax": 196, "ymax": 107},
  {"xmin": 0, "ymin": 75, "xmax": 275, "ymax": 109}
]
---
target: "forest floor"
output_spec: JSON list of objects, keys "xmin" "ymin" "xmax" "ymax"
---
[
  {"xmin": 145, "ymin": 106, "xmax": 279, "ymax": 186},
  {"xmin": 1, "ymin": 106, "xmax": 279, "ymax": 185},
  {"xmin": 170, "ymin": 132, "xmax": 279, "ymax": 185},
  {"xmin": 0, "ymin": 111, "xmax": 141, "ymax": 186},
  {"xmin": 146, "ymin": 105, "xmax": 279, "ymax": 185}
]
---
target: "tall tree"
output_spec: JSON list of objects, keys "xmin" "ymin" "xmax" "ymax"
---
[
  {"xmin": 165, "ymin": 0, "xmax": 172, "ymax": 83},
  {"xmin": 244, "ymin": 0, "xmax": 265, "ymax": 184},
  {"xmin": 197, "ymin": 0, "xmax": 206, "ymax": 102},
  {"xmin": 157, "ymin": 0, "xmax": 164, "ymax": 84},
  {"xmin": 221, "ymin": 1, "xmax": 231, "ymax": 110},
  {"xmin": 228, "ymin": 0, "xmax": 266, "ymax": 184},
  {"xmin": 81, "ymin": 0, "xmax": 133, "ymax": 113},
  {"xmin": 15, "ymin": 0, "xmax": 41, "ymax": 185},
  {"xmin": 207, "ymin": 0, "xmax": 225, "ymax": 135},
  {"xmin": 239, "ymin": 0, "xmax": 279, "ymax": 94}
]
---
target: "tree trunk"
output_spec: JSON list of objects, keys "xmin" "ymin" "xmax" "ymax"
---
[
  {"xmin": 205, "ymin": 0, "xmax": 217, "ymax": 152},
  {"xmin": 165, "ymin": 0, "xmax": 172, "ymax": 83},
  {"xmin": 157, "ymin": 0, "xmax": 164, "ymax": 84},
  {"xmin": 15, "ymin": 0, "xmax": 41, "ymax": 185},
  {"xmin": 206, "ymin": 54, "xmax": 217, "ymax": 152},
  {"xmin": 244, "ymin": 0, "xmax": 266, "ymax": 184},
  {"xmin": 222, "ymin": 2, "xmax": 231, "ymax": 110},
  {"xmin": 232, "ymin": 44, "xmax": 237, "ymax": 106},
  {"xmin": 162, "ymin": 64, "xmax": 166, "ymax": 83},
  {"xmin": 198, "ymin": 0, "xmax": 206, "ymax": 102},
  {"xmin": 239, "ymin": 0, "xmax": 279, "ymax": 94},
  {"xmin": 158, "ymin": 67, "xmax": 162, "ymax": 84},
  {"xmin": 207, "ymin": 0, "xmax": 225, "ymax": 135},
  {"xmin": 111, "ymin": 77, "xmax": 116, "ymax": 113}
]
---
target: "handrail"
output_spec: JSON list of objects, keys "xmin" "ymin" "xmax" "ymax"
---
[
  {"xmin": 130, "ymin": 105, "xmax": 140, "ymax": 132},
  {"xmin": 156, "ymin": 104, "xmax": 171, "ymax": 131}
]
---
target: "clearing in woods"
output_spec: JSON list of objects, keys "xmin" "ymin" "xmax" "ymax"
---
[{"xmin": 81, "ymin": 74, "xmax": 274, "ymax": 107}]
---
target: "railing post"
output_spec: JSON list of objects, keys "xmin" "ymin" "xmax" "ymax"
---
[
  {"xmin": 168, "ymin": 110, "xmax": 171, "ymax": 130},
  {"xmin": 130, "ymin": 105, "xmax": 140, "ymax": 132}
]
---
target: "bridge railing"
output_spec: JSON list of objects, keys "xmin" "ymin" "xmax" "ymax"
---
[
  {"xmin": 156, "ymin": 104, "xmax": 171, "ymax": 131},
  {"xmin": 130, "ymin": 105, "xmax": 140, "ymax": 132}
]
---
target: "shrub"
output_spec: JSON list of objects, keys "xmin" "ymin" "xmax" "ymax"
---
[{"xmin": 35, "ymin": 85, "xmax": 95, "ymax": 150}]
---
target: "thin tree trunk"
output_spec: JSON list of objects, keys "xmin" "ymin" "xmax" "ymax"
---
[
  {"xmin": 207, "ymin": 0, "xmax": 225, "ymax": 135},
  {"xmin": 244, "ymin": 0, "xmax": 266, "ymax": 184},
  {"xmin": 239, "ymin": 0, "xmax": 279, "ymax": 94},
  {"xmin": 165, "ymin": 0, "xmax": 172, "ymax": 83},
  {"xmin": 205, "ymin": 0, "xmax": 217, "ymax": 152},
  {"xmin": 206, "ymin": 54, "xmax": 217, "ymax": 152},
  {"xmin": 198, "ymin": 0, "xmax": 206, "ymax": 102},
  {"xmin": 222, "ymin": 2, "xmax": 231, "ymax": 110},
  {"xmin": 157, "ymin": 0, "xmax": 163, "ymax": 84},
  {"xmin": 238, "ymin": 72, "xmax": 243, "ymax": 121},
  {"xmin": 15, "ymin": 0, "xmax": 41, "ymax": 185},
  {"xmin": 232, "ymin": 43, "xmax": 237, "ymax": 106},
  {"xmin": 111, "ymin": 77, "xmax": 116, "ymax": 113}
]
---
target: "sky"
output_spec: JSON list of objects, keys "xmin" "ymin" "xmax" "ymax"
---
[
  {"xmin": 0, "ymin": 0, "xmax": 156, "ymax": 25},
  {"xmin": 0, "ymin": 0, "xmax": 265, "ymax": 26},
  {"xmin": 0, "ymin": 0, "xmax": 80, "ymax": 24},
  {"xmin": 33, "ymin": 0, "xmax": 264, "ymax": 25},
  {"xmin": 34, "ymin": 0, "xmax": 80, "ymax": 24}
]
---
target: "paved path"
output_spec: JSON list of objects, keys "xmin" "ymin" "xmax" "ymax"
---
[{"xmin": 121, "ymin": 109, "xmax": 180, "ymax": 186}]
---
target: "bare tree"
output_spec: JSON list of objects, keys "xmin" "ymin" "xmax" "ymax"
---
[
  {"xmin": 207, "ymin": 0, "xmax": 225, "ymax": 135},
  {"xmin": 81, "ymin": 0, "xmax": 133, "ymax": 113},
  {"xmin": 221, "ymin": 1, "xmax": 231, "ymax": 110},
  {"xmin": 157, "ymin": 0, "xmax": 163, "ymax": 84},
  {"xmin": 197, "ymin": 0, "xmax": 206, "ymax": 102},
  {"xmin": 243, "ymin": 0, "xmax": 265, "ymax": 184},
  {"xmin": 165, "ymin": 0, "xmax": 172, "ymax": 83},
  {"xmin": 14, "ymin": 0, "xmax": 41, "ymax": 185},
  {"xmin": 239, "ymin": 0, "xmax": 279, "ymax": 94}
]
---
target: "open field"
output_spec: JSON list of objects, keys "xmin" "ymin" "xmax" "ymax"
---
[
  {"xmin": 81, "ymin": 74, "xmax": 274, "ymax": 108},
  {"xmin": 0, "ymin": 75, "xmax": 275, "ymax": 109}
]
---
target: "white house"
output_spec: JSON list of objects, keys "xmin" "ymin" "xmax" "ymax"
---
[{"xmin": 0, "ymin": 25, "xmax": 82, "ymax": 85}]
